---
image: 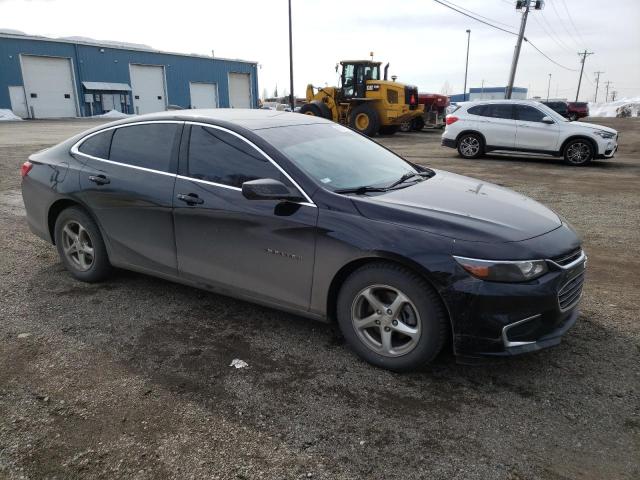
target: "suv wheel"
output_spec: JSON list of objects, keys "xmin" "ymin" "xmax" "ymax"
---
[
  {"xmin": 336, "ymin": 262, "xmax": 447, "ymax": 371},
  {"xmin": 563, "ymin": 139, "xmax": 594, "ymax": 166},
  {"xmin": 457, "ymin": 133, "xmax": 484, "ymax": 159},
  {"xmin": 54, "ymin": 206, "xmax": 112, "ymax": 282}
]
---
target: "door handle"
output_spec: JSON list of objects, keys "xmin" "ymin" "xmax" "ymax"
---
[
  {"xmin": 88, "ymin": 174, "xmax": 110, "ymax": 185},
  {"xmin": 177, "ymin": 193, "xmax": 204, "ymax": 205}
]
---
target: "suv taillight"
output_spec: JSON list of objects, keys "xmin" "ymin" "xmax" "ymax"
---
[
  {"xmin": 446, "ymin": 116, "xmax": 459, "ymax": 125},
  {"xmin": 21, "ymin": 161, "xmax": 33, "ymax": 177}
]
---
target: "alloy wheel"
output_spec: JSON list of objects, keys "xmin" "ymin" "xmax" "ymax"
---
[
  {"xmin": 566, "ymin": 142, "xmax": 591, "ymax": 164},
  {"xmin": 61, "ymin": 220, "xmax": 95, "ymax": 271},
  {"xmin": 351, "ymin": 284, "xmax": 422, "ymax": 357},
  {"xmin": 460, "ymin": 136, "xmax": 480, "ymax": 157}
]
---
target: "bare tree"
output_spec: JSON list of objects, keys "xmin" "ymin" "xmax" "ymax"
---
[{"xmin": 440, "ymin": 81, "xmax": 452, "ymax": 96}]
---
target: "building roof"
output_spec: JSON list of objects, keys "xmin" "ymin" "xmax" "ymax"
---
[{"xmin": 0, "ymin": 31, "xmax": 258, "ymax": 65}]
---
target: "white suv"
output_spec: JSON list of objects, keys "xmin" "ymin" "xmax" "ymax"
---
[{"xmin": 441, "ymin": 100, "xmax": 618, "ymax": 166}]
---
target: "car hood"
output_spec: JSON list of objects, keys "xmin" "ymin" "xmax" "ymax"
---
[
  {"xmin": 352, "ymin": 170, "xmax": 562, "ymax": 243},
  {"xmin": 571, "ymin": 121, "xmax": 617, "ymax": 134}
]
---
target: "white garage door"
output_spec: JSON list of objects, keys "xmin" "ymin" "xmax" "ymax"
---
[
  {"xmin": 130, "ymin": 64, "xmax": 166, "ymax": 114},
  {"xmin": 189, "ymin": 82, "xmax": 218, "ymax": 109},
  {"xmin": 228, "ymin": 73, "xmax": 252, "ymax": 108},
  {"xmin": 21, "ymin": 55, "xmax": 78, "ymax": 118}
]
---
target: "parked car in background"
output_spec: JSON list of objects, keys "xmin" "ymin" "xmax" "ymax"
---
[
  {"xmin": 567, "ymin": 102, "xmax": 589, "ymax": 121},
  {"xmin": 442, "ymin": 100, "xmax": 617, "ymax": 166},
  {"xmin": 22, "ymin": 109, "xmax": 585, "ymax": 371},
  {"xmin": 541, "ymin": 100, "xmax": 569, "ymax": 118}
]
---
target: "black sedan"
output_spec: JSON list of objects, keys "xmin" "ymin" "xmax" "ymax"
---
[{"xmin": 21, "ymin": 110, "xmax": 586, "ymax": 371}]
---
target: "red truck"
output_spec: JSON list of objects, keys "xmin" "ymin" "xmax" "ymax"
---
[
  {"xmin": 567, "ymin": 102, "xmax": 589, "ymax": 121},
  {"xmin": 401, "ymin": 93, "xmax": 450, "ymax": 131}
]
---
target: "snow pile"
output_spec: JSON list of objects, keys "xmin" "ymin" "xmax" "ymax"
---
[
  {"xmin": 0, "ymin": 109, "xmax": 23, "ymax": 121},
  {"xmin": 92, "ymin": 110, "xmax": 132, "ymax": 119},
  {"xmin": 589, "ymin": 97, "xmax": 640, "ymax": 118}
]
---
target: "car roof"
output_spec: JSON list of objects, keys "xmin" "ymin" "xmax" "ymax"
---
[
  {"xmin": 458, "ymin": 99, "xmax": 544, "ymax": 107},
  {"xmin": 110, "ymin": 108, "xmax": 331, "ymax": 131}
]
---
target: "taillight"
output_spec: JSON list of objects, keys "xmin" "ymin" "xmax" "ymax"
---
[
  {"xmin": 410, "ymin": 94, "xmax": 416, "ymax": 104},
  {"xmin": 21, "ymin": 161, "xmax": 33, "ymax": 177},
  {"xmin": 446, "ymin": 116, "xmax": 459, "ymax": 125}
]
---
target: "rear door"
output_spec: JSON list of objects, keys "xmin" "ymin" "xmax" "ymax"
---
[
  {"xmin": 75, "ymin": 121, "xmax": 182, "ymax": 275},
  {"xmin": 173, "ymin": 123, "xmax": 318, "ymax": 310},
  {"xmin": 470, "ymin": 104, "xmax": 516, "ymax": 149},
  {"xmin": 514, "ymin": 104, "xmax": 560, "ymax": 151}
]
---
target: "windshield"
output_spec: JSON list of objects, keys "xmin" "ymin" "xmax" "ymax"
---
[{"xmin": 256, "ymin": 123, "xmax": 419, "ymax": 191}]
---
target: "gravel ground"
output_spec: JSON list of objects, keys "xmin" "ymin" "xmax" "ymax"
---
[{"xmin": 0, "ymin": 117, "xmax": 638, "ymax": 480}]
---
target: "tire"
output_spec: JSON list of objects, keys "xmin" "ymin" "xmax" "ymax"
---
[
  {"xmin": 299, "ymin": 101, "xmax": 332, "ymax": 120},
  {"xmin": 569, "ymin": 114, "xmax": 578, "ymax": 122},
  {"xmin": 457, "ymin": 133, "xmax": 484, "ymax": 159},
  {"xmin": 563, "ymin": 138, "xmax": 594, "ymax": 166},
  {"xmin": 348, "ymin": 103, "xmax": 380, "ymax": 136},
  {"xmin": 54, "ymin": 206, "xmax": 111, "ymax": 283},
  {"xmin": 399, "ymin": 122, "xmax": 411, "ymax": 132},
  {"xmin": 411, "ymin": 117, "xmax": 425, "ymax": 131},
  {"xmin": 336, "ymin": 262, "xmax": 448, "ymax": 371},
  {"xmin": 379, "ymin": 125, "xmax": 399, "ymax": 135}
]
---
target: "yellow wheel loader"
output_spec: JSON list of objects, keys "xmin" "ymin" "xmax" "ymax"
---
[{"xmin": 301, "ymin": 60, "xmax": 424, "ymax": 136}]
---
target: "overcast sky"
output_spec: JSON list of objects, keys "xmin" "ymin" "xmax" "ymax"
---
[{"xmin": 2, "ymin": 0, "xmax": 639, "ymax": 102}]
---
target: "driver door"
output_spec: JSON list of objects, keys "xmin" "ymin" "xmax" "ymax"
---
[{"xmin": 172, "ymin": 123, "xmax": 319, "ymax": 311}]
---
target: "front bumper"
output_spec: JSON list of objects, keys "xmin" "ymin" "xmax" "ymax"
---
[{"xmin": 446, "ymin": 249, "xmax": 586, "ymax": 358}]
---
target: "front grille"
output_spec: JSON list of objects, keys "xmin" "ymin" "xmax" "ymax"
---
[
  {"xmin": 558, "ymin": 271, "xmax": 585, "ymax": 311},
  {"xmin": 552, "ymin": 248, "xmax": 582, "ymax": 266}
]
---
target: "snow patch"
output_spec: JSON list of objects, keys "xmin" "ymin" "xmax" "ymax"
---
[
  {"xmin": 0, "ymin": 109, "xmax": 23, "ymax": 121},
  {"xmin": 91, "ymin": 110, "xmax": 132, "ymax": 119},
  {"xmin": 588, "ymin": 97, "xmax": 640, "ymax": 118}
]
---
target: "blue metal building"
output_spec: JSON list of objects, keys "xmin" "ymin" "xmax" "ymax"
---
[
  {"xmin": 450, "ymin": 86, "xmax": 528, "ymax": 103},
  {"xmin": 0, "ymin": 32, "xmax": 258, "ymax": 118}
]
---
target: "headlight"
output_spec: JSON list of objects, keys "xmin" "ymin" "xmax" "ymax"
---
[
  {"xmin": 594, "ymin": 130, "xmax": 616, "ymax": 139},
  {"xmin": 453, "ymin": 256, "xmax": 548, "ymax": 282}
]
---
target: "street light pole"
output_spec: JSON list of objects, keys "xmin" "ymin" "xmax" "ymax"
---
[
  {"xmin": 288, "ymin": 0, "xmax": 295, "ymax": 111},
  {"xmin": 546, "ymin": 73, "xmax": 551, "ymax": 102},
  {"xmin": 463, "ymin": 29, "xmax": 471, "ymax": 101}
]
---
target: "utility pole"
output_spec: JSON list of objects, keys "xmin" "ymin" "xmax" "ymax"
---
[
  {"xmin": 288, "ymin": 0, "xmax": 295, "ymax": 110},
  {"xmin": 593, "ymin": 71, "xmax": 604, "ymax": 102},
  {"xmin": 575, "ymin": 50, "xmax": 594, "ymax": 102},
  {"xmin": 506, "ymin": 1, "xmax": 544, "ymax": 99},
  {"xmin": 546, "ymin": 73, "xmax": 552, "ymax": 101},
  {"xmin": 604, "ymin": 80, "xmax": 612, "ymax": 102},
  {"xmin": 481, "ymin": 79, "xmax": 485, "ymax": 99},
  {"xmin": 463, "ymin": 29, "xmax": 471, "ymax": 101},
  {"xmin": 611, "ymin": 90, "xmax": 617, "ymax": 101}
]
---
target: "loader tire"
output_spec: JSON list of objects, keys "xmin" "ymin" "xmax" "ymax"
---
[{"xmin": 349, "ymin": 104, "xmax": 380, "ymax": 136}]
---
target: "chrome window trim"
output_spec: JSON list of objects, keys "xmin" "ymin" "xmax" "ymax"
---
[
  {"xmin": 502, "ymin": 314, "xmax": 541, "ymax": 348},
  {"xmin": 185, "ymin": 121, "xmax": 316, "ymax": 206},
  {"xmin": 70, "ymin": 119, "xmax": 316, "ymax": 207}
]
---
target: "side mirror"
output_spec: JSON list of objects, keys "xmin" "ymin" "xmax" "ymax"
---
[
  {"xmin": 541, "ymin": 116, "xmax": 554, "ymax": 124},
  {"xmin": 242, "ymin": 178, "xmax": 303, "ymax": 202}
]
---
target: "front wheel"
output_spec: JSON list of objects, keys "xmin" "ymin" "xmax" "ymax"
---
[
  {"xmin": 457, "ymin": 133, "xmax": 484, "ymax": 159},
  {"xmin": 563, "ymin": 139, "xmax": 594, "ymax": 166},
  {"xmin": 336, "ymin": 263, "xmax": 448, "ymax": 371},
  {"xmin": 54, "ymin": 206, "xmax": 112, "ymax": 282},
  {"xmin": 349, "ymin": 103, "xmax": 380, "ymax": 136}
]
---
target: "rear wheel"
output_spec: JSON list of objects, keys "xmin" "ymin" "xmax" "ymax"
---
[
  {"xmin": 569, "ymin": 114, "xmax": 578, "ymax": 121},
  {"xmin": 54, "ymin": 207, "xmax": 111, "ymax": 282},
  {"xmin": 563, "ymin": 139, "xmax": 594, "ymax": 166},
  {"xmin": 349, "ymin": 103, "xmax": 380, "ymax": 136},
  {"xmin": 336, "ymin": 262, "xmax": 448, "ymax": 371},
  {"xmin": 411, "ymin": 117, "xmax": 425, "ymax": 131},
  {"xmin": 457, "ymin": 133, "xmax": 484, "ymax": 159}
]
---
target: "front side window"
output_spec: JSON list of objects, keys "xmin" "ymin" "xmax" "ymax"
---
[
  {"xmin": 188, "ymin": 126, "xmax": 289, "ymax": 188},
  {"xmin": 78, "ymin": 130, "xmax": 113, "ymax": 158},
  {"xmin": 255, "ymin": 123, "xmax": 419, "ymax": 191},
  {"xmin": 516, "ymin": 105, "xmax": 547, "ymax": 123},
  {"xmin": 109, "ymin": 123, "xmax": 179, "ymax": 172},
  {"xmin": 485, "ymin": 104, "xmax": 514, "ymax": 119}
]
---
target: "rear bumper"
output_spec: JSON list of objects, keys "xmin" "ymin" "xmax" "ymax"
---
[{"xmin": 441, "ymin": 137, "xmax": 456, "ymax": 149}]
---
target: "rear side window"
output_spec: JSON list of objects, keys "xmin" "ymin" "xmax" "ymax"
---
[
  {"xmin": 485, "ymin": 104, "xmax": 513, "ymax": 119},
  {"xmin": 467, "ymin": 105, "xmax": 486, "ymax": 116},
  {"xmin": 188, "ymin": 125, "xmax": 289, "ymax": 188},
  {"xmin": 516, "ymin": 105, "xmax": 546, "ymax": 122},
  {"xmin": 78, "ymin": 130, "xmax": 113, "ymax": 158},
  {"xmin": 109, "ymin": 123, "xmax": 179, "ymax": 172}
]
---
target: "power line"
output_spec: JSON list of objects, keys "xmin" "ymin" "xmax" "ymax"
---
[
  {"xmin": 538, "ymin": 9, "xmax": 575, "ymax": 54},
  {"xmin": 524, "ymin": 38, "xmax": 578, "ymax": 71},
  {"xmin": 560, "ymin": 0, "xmax": 588, "ymax": 48},
  {"xmin": 548, "ymin": 0, "xmax": 583, "ymax": 49},
  {"xmin": 439, "ymin": 0, "xmax": 516, "ymax": 29}
]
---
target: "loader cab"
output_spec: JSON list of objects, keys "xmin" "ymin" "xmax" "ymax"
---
[{"xmin": 340, "ymin": 61, "xmax": 382, "ymax": 100}]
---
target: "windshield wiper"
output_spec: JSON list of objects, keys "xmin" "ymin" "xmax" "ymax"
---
[
  {"xmin": 334, "ymin": 185, "xmax": 390, "ymax": 194},
  {"xmin": 385, "ymin": 170, "xmax": 434, "ymax": 189}
]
